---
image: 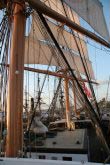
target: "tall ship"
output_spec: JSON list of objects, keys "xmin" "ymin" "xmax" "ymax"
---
[{"xmin": 0, "ymin": 0, "xmax": 110, "ymax": 164}]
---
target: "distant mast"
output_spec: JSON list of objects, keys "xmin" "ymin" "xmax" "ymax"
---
[{"xmin": 6, "ymin": 0, "xmax": 26, "ymax": 157}]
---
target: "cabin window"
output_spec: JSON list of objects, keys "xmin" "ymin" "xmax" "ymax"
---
[
  {"xmin": 39, "ymin": 155, "xmax": 46, "ymax": 159},
  {"xmin": 52, "ymin": 157, "xmax": 57, "ymax": 160},
  {"xmin": 63, "ymin": 157, "xmax": 72, "ymax": 161}
]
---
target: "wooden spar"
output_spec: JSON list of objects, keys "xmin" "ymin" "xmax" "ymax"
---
[
  {"xmin": 64, "ymin": 77, "xmax": 71, "ymax": 130},
  {"xmin": 72, "ymin": 81, "xmax": 77, "ymax": 116},
  {"xmin": 6, "ymin": 1, "xmax": 26, "ymax": 157},
  {"xmin": 3, "ymin": 64, "xmax": 98, "ymax": 85},
  {"xmin": 26, "ymin": 0, "xmax": 110, "ymax": 48}
]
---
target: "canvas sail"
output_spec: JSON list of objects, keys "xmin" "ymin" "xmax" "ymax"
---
[
  {"xmin": 25, "ymin": 12, "xmax": 94, "ymax": 79},
  {"xmin": 25, "ymin": 37, "xmax": 94, "ymax": 78},
  {"xmin": 63, "ymin": 0, "xmax": 109, "ymax": 41},
  {"xmin": 25, "ymin": 13, "xmax": 94, "ymax": 79}
]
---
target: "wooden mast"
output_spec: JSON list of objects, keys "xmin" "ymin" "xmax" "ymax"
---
[
  {"xmin": 73, "ymin": 81, "xmax": 77, "ymax": 116},
  {"xmin": 64, "ymin": 77, "xmax": 71, "ymax": 130},
  {"xmin": 6, "ymin": 1, "xmax": 26, "ymax": 157}
]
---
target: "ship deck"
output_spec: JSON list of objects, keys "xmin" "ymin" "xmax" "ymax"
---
[{"xmin": 27, "ymin": 129, "xmax": 88, "ymax": 154}]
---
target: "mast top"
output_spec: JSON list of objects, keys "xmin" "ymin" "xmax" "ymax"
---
[{"xmin": 0, "ymin": 0, "xmax": 7, "ymax": 9}]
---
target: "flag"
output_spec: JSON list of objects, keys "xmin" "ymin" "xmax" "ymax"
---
[{"xmin": 82, "ymin": 83, "xmax": 92, "ymax": 98}]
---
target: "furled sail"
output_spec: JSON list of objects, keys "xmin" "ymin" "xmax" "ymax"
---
[
  {"xmin": 25, "ymin": 12, "xmax": 94, "ymax": 79},
  {"xmin": 63, "ymin": 0, "xmax": 109, "ymax": 41}
]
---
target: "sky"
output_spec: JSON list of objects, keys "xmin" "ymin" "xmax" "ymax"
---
[{"xmin": 85, "ymin": 0, "xmax": 110, "ymax": 101}]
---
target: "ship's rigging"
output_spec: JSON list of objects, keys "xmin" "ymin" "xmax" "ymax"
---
[{"xmin": 0, "ymin": 0, "xmax": 110, "ymax": 162}]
